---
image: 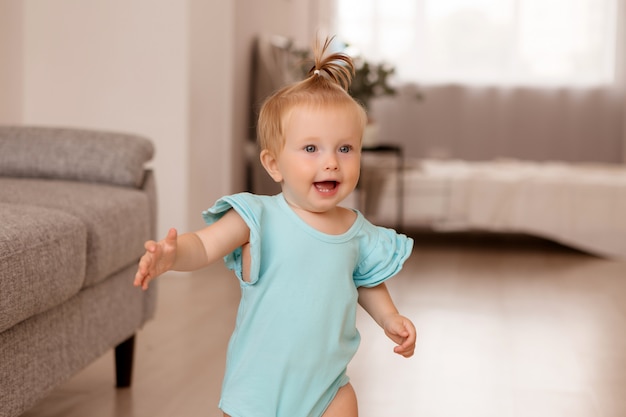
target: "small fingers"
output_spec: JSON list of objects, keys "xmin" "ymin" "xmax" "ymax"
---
[
  {"xmin": 394, "ymin": 337, "xmax": 416, "ymax": 357},
  {"xmin": 386, "ymin": 317, "xmax": 416, "ymax": 358},
  {"xmin": 144, "ymin": 240, "xmax": 158, "ymax": 252},
  {"xmin": 134, "ymin": 251, "xmax": 156, "ymax": 290},
  {"xmin": 134, "ymin": 270, "xmax": 153, "ymax": 291},
  {"xmin": 165, "ymin": 228, "xmax": 178, "ymax": 243},
  {"xmin": 133, "ymin": 268, "xmax": 150, "ymax": 290}
]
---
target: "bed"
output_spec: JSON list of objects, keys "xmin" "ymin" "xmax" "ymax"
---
[{"xmin": 360, "ymin": 156, "xmax": 626, "ymax": 260}]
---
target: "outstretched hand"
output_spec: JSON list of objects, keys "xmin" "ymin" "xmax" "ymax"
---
[
  {"xmin": 134, "ymin": 228, "xmax": 178, "ymax": 290},
  {"xmin": 383, "ymin": 314, "xmax": 417, "ymax": 358}
]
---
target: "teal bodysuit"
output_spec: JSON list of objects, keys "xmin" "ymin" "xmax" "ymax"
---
[{"xmin": 202, "ymin": 193, "xmax": 413, "ymax": 417}]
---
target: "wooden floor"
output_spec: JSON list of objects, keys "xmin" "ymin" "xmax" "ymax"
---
[{"xmin": 21, "ymin": 233, "xmax": 626, "ymax": 417}]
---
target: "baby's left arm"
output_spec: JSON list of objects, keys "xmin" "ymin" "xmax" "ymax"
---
[{"xmin": 358, "ymin": 283, "xmax": 416, "ymax": 358}]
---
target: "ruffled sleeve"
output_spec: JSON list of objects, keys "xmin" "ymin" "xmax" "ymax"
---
[
  {"xmin": 202, "ymin": 192, "xmax": 263, "ymax": 285},
  {"xmin": 353, "ymin": 224, "xmax": 414, "ymax": 288}
]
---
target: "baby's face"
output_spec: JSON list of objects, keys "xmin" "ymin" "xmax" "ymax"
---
[{"xmin": 275, "ymin": 104, "xmax": 362, "ymax": 214}]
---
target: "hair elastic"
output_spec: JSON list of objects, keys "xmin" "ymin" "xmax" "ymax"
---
[{"xmin": 313, "ymin": 69, "xmax": 321, "ymax": 76}]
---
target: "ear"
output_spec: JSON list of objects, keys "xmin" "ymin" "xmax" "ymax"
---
[{"xmin": 260, "ymin": 149, "xmax": 283, "ymax": 183}]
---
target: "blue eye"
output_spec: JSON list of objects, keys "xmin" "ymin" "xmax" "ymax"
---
[
  {"xmin": 339, "ymin": 145, "xmax": 352, "ymax": 153},
  {"xmin": 304, "ymin": 145, "xmax": 316, "ymax": 153}
]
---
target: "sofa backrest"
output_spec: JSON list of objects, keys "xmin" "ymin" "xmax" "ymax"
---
[{"xmin": 0, "ymin": 126, "xmax": 154, "ymax": 188}]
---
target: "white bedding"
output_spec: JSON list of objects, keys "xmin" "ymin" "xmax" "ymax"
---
[{"xmin": 364, "ymin": 158, "xmax": 626, "ymax": 260}]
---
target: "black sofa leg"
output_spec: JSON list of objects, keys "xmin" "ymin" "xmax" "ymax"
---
[{"xmin": 115, "ymin": 335, "xmax": 135, "ymax": 388}]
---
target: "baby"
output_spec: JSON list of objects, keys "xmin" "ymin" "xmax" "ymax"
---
[{"xmin": 135, "ymin": 36, "xmax": 416, "ymax": 417}]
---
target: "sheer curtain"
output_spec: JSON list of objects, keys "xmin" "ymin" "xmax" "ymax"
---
[{"xmin": 327, "ymin": 0, "xmax": 625, "ymax": 163}]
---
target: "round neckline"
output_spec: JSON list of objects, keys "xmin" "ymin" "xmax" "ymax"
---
[{"xmin": 276, "ymin": 193, "xmax": 363, "ymax": 243}]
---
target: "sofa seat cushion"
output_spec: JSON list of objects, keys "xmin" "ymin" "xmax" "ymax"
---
[
  {"xmin": 0, "ymin": 178, "xmax": 152, "ymax": 287},
  {"xmin": 0, "ymin": 204, "xmax": 87, "ymax": 333}
]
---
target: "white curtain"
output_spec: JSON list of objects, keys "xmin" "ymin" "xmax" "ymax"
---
[{"xmin": 326, "ymin": 0, "xmax": 626, "ymax": 163}]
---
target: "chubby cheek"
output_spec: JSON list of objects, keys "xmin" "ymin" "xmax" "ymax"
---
[
  {"xmin": 280, "ymin": 159, "xmax": 317, "ymax": 183},
  {"xmin": 342, "ymin": 158, "xmax": 361, "ymax": 184}
]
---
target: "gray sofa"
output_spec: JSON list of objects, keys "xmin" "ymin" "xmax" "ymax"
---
[{"xmin": 0, "ymin": 126, "xmax": 158, "ymax": 417}]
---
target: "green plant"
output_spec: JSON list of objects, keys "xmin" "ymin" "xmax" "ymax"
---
[{"xmin": 349, "ymin": 57, "xmax": 397, "ymax": 110}]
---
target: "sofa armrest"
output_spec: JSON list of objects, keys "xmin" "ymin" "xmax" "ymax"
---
[{"xmin": 0, "ymin": 126, "xmax": 154, "ymax": 188}]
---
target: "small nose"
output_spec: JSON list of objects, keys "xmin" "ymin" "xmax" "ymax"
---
[{"xmin": 324, "ymin": 153, "xmax": 339, "ymax": 170}]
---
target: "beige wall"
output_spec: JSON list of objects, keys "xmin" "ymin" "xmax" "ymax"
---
[
  {"xmin": 622, "ymin": 0, "xmax": 626, "ymax": 163},
  {"xmin": 0, "ymin": 1, "xmax": 238, "ymax": 237},
  {"xmin": 21, "ymin": 1, "xmax": 191, "ymax": 237},
  {"xmin": 3, "ymin": 0, "xmax": 624, "ymax": 234},
  {"xmin": 191, "ymin": 0, "xmax": 320, "ymax": 228},
  {"xmin": 187, "ymin": 0, "xmax": 235, "ymax": 230},
  {"xmin": 0, "ymin": 1, "xmax": 23, "ymax": 123},
  {"xmin": 0, "ymin": 0, "xmax": 327, "ymax": 235},
  {"xmin": 231, "ymin": 0, "xmax": 328, "ymax": 195}
]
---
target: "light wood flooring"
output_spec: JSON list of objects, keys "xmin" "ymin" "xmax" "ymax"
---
[{"xmin": 21, "ymin": 232, "xmax": 626, "ymax": 417}]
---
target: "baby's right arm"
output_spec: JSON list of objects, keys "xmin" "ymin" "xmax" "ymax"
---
[{"xmin": 134, "ymin": 209, "xmax": 249, "ymax": 290}]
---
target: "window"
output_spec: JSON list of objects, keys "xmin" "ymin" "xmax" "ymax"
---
[{"xmin": 335, "ymin": 0, "xmax": 618, "ymax": 86}]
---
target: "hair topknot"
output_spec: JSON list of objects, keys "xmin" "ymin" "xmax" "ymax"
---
[{"xmin": 307, "ymin": 36, "xmax": 355, "ymax": 92}]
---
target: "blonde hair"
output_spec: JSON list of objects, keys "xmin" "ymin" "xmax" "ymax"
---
[{"xmin": 257, "ymin": 36, "xmax": 368, "ymax": 157}]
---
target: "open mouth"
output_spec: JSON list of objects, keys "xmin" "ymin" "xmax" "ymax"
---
[{"xmin": 314, "ymin": 181, "xmax": 339, "ymax": 193}]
